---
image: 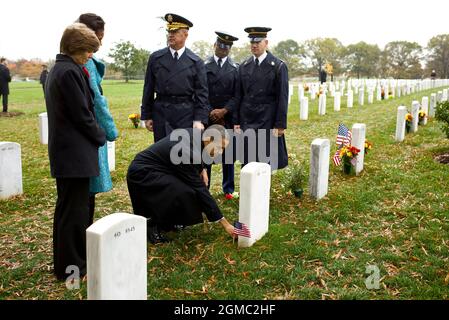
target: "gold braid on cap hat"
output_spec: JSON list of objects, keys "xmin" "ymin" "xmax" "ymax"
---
[{"xmin": 167, "ymin": 22, "xmax": 189, "ymax": 31}]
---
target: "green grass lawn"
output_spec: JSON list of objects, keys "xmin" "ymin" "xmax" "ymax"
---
[{"xmin": 0, "ymin": 80, "xmax": 448, "ymax": 300}]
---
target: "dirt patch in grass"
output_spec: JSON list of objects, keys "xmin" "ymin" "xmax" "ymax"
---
[
  {"xmin": 435, "ymin": 152, "xmax": 449, "ymax": 164},
  {"xmin": 0, "ymin": 111, "xmax": 25, "ymax": 118}
]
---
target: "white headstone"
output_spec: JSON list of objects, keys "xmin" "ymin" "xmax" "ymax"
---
[
  {"xmin": 347, "ymin": 90, "xmax": 353, "ymax": 108},
  {"xmin": 0, "ymin": 142, "xmax": 23, "ymax": 199},
  {"xmin": 140, "ymin": 120, "xmax": 146, "ymax": 128},
  {"xmin": 376, "ymin": 86, "xmax": 382, "ymax": 101},
  {"xmin": 351, "ymin": 124, "xmax": 366, "ymax": 176},
  {"xmin": 411, "ymin": 101, "xmax": 420, "ymax": 133},
  {"xmin": 443, "ymin": 89, "xmax": 448, "ymax": 102},
  {"xmin": 358, "ymin": 89, "xmax": 365, "ymax": 106},
  {"xmin": 396, "ymin": 86, "xmax": 401, "ymax": 98},
  {"xmin": 319, "ymin": 93, "xmax": 326, "ymax": 115},
  {"xmin": 437, "ymin": 91, "xmax": 443, "ymax": 103},
  {"xmin": 395, "ymin": 106, "xmax": 407, "ymax": 142},
  {"xmin": 39, "ymin": 112, "xmax": 48, "ymax": 145},
  {"xmin": 334, "ymin": 92, "xmax": 341, "ymax": 111},
  {"xmin": 421, "ymin": 97, "xmax": 429, "ymax": 125},
  {"xmin": 107, "ymin": 141, "xmax": 116, "ymax": 172},
  {"xmin": 298, "ymin": 85, "xmax": 304, "ymax": 101},
  {"xmin": 238, "ymin": 162, "xmax": 271, "ymax": 248},
  {"xmin": 429, "ymin": 93, "xmax": 437, "ymax": 117},
  {"xmin": 309, "ymin": 139, "xmax": 330, "ymax": 200},
  {"xmin": 300, "ymin": 97, "xmax": 308, "ymax": 121},
  {"xmin": 368, "ymin": 91, "xmax": 374, "ymax": 104},
  {"xmin": 87, "ymin": 212, "xmax": 147, "ymax": 300}
]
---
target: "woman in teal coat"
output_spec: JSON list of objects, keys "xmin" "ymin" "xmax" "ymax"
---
[{"xmin": 78, "ymin": 13, "xmax": 118, "ymax": 223}]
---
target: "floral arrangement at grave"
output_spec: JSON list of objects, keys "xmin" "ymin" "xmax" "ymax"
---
[
  {"xmin": 128, "ymin": 113, "xmax": 140, "ymax": 128},
  {"xmin": 381, "ymin": 88, "xmax": 385, "ymax": 99},
  {"xmin": 303, "ymin": 84, "xmax": 310, "ymax": 92},
  {"xmin": 364, "ymin": 140, "xmax": 373, "ymax": 155},
  {"xmin": 316, "ymin": 88, "xmax": 324, "ymax": 98},
  {"xmin": 285, "ymin": 155, "xmax": 305, "ymax": 198},
  {"xmin": 418, "ymin": 110, "xmax": 426, "ymax": 125},
  {"xmin": 405, "ymin": 113, "xmax": 412, "ymax": 133},
  {"xmin": 339, "ymin": 145, "xmax": 361, "ymax": 174}
]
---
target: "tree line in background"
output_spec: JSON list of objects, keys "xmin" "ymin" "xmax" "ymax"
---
[{"xmin": 5, "ymin": 34, "xmax": 449, "ymax": 81}]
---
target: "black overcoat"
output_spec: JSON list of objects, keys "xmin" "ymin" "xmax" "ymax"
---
[
  {"xmin": 0, "ymin": 64, "xmax": 11, "ymax": 95},
  {"xmin": 45, "ymin": 54, "xmax": 106, "ymax": 178},
  {"xmin": 127, "ymin": 128, "xmax": 223, "ymax": 227}
]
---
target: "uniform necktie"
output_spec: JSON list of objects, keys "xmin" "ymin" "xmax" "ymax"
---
[
  {"xmin": 217, "ymin": 58, "xmax": 222, "ymax": 68},
  {"xmin": 174, "ymin": 51, "xmax": 178, "ymax": 61},
  {"xmin": 255, "ymin": 58, "xmax": 260, "ymax": 67}
]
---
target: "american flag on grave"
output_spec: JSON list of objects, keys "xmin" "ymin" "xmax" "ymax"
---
[
  {"xmin": 333, "ymin": 123, "xmax": 352, "ymax": 166},
  {"xmin": 233, "ymin": 221, "xmax": 251, "ymax": 238}
]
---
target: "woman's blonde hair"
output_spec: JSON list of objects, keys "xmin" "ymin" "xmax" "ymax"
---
[{"xmin": 60, "ymin": 23, "xmax": 100, "ymax": 55}]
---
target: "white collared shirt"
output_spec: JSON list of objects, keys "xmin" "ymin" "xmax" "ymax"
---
[
  {"xmin": 169, "ymin": 46, "xmax": 186, "ymax": 60},
  {"xmin": 254, "ymin": 51, "xmax": 267, "ymax": 65},
  {"xmin": 214, "ymin": 55, "xmax": 228, "ymax": 67}
]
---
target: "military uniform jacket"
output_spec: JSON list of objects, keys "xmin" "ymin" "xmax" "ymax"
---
[
  {"xmin": 204, "ymin": 56, "xmax": 240, "ymax": 128},
  {"xmin": 235, "ymin": 51, "xmax": 289, "ymax": 170},
  {"xmin": 141, "ymin": 47, "xmax": 209, "ymax": 142}
]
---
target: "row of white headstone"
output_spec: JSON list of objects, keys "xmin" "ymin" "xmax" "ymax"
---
[
  {"xmin": 295, "ymin": 82, "xmax": 449, "ymax": 121},
  {"xmin": 395, "ymin": 89, "xmax": 449, "ymax": 142}
]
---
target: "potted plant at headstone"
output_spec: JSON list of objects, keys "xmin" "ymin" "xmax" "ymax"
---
[
  {"xmin": 405, "ymin": 113, "xmax": 412, "ymax": 133},
  {"xmin": 128, "ymin": 113, "xmax": 141, "ymax": 128},
  {"xmin": 287, "ymin": 163, "xmax": 305, "ymax": 198},
  {"xmin": 435, "ymin": 101, "xmax": 449, "ymax": 138},
  {"xmin": 339, "ymin": 145, "xmax": 360, "ymax": 175},
  {"xmin": 418, "ymin": 110, "xmax": 426, "ymax": 125},
  {"xmin": 364, "ymin": 140, "xmax": 373, "ymax": 155}
]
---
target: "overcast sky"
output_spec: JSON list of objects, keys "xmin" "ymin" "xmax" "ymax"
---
[{"xmin": 1, "ymin": 0, "xmax": 448, "ymax": 61}]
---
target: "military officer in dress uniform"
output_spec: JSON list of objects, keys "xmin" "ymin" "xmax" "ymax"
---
[
  {"xmin": 234, "ymin": 27, "xmax": 289, "ymax": 170},
  {"xmin": 204, "ymin": 31, "xmax": 240, "ymax": 198},
  {"xmin": 141, "ymin": 13, "xmax": 209, "ymax": 142}
]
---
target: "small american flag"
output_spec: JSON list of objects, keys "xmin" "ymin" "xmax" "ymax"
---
[
  {"xmin": 333, "ymin": 147, "xmax": 342, "ymax": 166},
  {"xmin": 233, "ymin": 221, "xmax": 251, "ymax": 238},
  {"xmin": 336, "ymin": 123, "xmax": 352, "ymax": 146},
  {"xmin": 333, "ymin": 124, "xmax": 352, "ymax": 166}
]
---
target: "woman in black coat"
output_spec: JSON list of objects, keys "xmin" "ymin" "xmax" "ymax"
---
[
  {"xmin": 127, "ymin": 126, "xmax": 235, "ymax": 244},
  {"xmin": 45, "ymin": 23, "xmax": 105, "ymax": 280}
]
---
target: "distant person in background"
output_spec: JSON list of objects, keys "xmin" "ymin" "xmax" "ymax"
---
[
  {"xmin": 39, "ymin": 65, "xmax": 48, "ymax": 95},
  {"xmin": 319, "ymin": 66, "xmax": 327, "ymax": 84},
  {"xmin": 431, "ymin": 69, "xmax": 436, "ymax": 80},
  {"xmin": 0, "ymin": 58, "xmax": 12, "ymax": 113},
  {"xmin": 45, "ymin": 23, "xmax": 105, "ymax": 281},
  {"xmin": 77, "ymin": 13, "xmax": 118, "ymax": 225}
]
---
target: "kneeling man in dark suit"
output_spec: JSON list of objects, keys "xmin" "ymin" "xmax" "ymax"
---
[{"xmin": 127, "ymin": 125, "xmax": 235, "ymax": 244}]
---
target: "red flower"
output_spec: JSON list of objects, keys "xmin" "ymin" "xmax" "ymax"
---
[
  {"xmin": 225, "ymin": 193, "xmax": 234, "ymax": 200},
  {"xmin": 82, "ymin": 66, "xmax": 90, "ymax": 78}
]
